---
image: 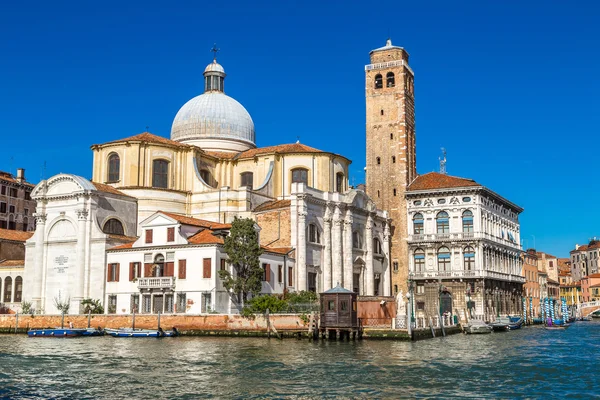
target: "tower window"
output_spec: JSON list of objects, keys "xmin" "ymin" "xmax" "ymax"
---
[
  {"xmin": 107, "ymin": 153, "xmax": 120, "ymax": 183},
  {"xmin": 377, "ymin": 190, "xmax": 380, "ymax": 198},
  {"xmin": 392, "ymin": 156, "xmax": 396, "ymax": 163},
  {"xmin": 374, "ymin": 74, "xmax": 383, "ymax": 89},
  {"xmin": 335, "ymin": 172, "xmax": 344, "ymax": 193},
  {"xmin": 291, "ymin": 168, "xmax": 308, "ymax": 185},
  {"xmin": 386, "ymin": 72, "xmax": 395, "ymax": 88},
  {"xmin": 390, "ymin": 133, "xmax": 393, "ymax": 140},
  {"xmin": 152, "ymin": 159, "xmax": 169, "ymax": 189},
  {"xmin": 393, "ymin": 189, "xmax": 397, "ymax": 196},
  {"xmin": 376, "ymin": 157, "xmax": 381, "ymax": 165},
  {"xmin": 380, "ymin": 109, "xmax": 384, "ymax": 116}
]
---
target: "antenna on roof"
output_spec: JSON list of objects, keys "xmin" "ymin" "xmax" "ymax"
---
[{"xmin": 439, "ymin": 148, "xmax": 447, "ymax": 175}]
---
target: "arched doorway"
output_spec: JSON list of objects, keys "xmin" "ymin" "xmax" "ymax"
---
[{"xmin": 440, "ymin": 290, "xmax": 453, "ymax": 315}]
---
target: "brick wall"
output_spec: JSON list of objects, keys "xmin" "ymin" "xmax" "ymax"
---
[
  {"xmin": 0, "ymin": 313, "xmax": 307, "ymax": 332},
  {"xmin": 255, "ymin": 208, "xmax": 291, "ymax": 248},
  {"xmin": 0, "ymin": 241, "xmax": 26, "ymax": 260}
]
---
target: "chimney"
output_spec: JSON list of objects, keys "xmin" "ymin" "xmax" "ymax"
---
[{"xmin": 16, "ymin": 168, "xmax": 25, "ymax": 183}]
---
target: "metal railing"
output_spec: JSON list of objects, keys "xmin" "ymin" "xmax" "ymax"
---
[
  {"xmin": 408, "ymin": 231, "xmax": 521, "ymax": 249},
  {"xmin": 137, "ymin": 277, "xmax": 175, "ymax": 290},
  {"xmin": 359, "ymin": 317, "xmax": 393, "ymax": 329},
  {"xmin": 411, "ymin": 269, "xmax": 525, "ymax": 283}
]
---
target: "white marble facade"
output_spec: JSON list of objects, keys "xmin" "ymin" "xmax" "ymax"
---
[
  {"xmin": 23, "ymin": 174, "xmax": 138, "ymax": 314},
  {"xmin": 290, "ymin": 183, "xmax": 390, "ymax": 296}
]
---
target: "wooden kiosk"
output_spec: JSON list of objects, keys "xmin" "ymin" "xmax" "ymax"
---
[{"xmin": 319, "ymin": 284, "xmax": 359, "ymax": 340}]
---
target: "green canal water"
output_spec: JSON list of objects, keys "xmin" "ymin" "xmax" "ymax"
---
[{"xmin": 1, "ymin": 321, "xmax": 600, "ymax": 399}]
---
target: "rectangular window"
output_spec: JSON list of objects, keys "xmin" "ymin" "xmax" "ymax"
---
[
  {"xmin": 0, "ymin": 202, "xmax": 5, "ymax": 213},
  {"xmin": 152, "ymin": 159, "xmax": 169, "ymax": 189},
  {"xmin": 142, "ymin": 295, "xmax": 152, "ymax": 313},
  {"xmin": 417, "ymin": 301, "xmax": 425, "ymax": 311},
  {"xmin": 129, "ymin": 262, "xmax": 141, "ymax": 281},
  {"xmin": 437, "ymin": 220, "xmax": 450, "ymax": 234},
  {"xmin": 24, "ymin": 208, "xmax": 29, "ymax": 215},
  {"xmin": 108, "ymin": 295, "xmax": 117, "ymax": 313},
  {"xmin": 24, "ymin": 191, "xmax": 31, "ymax": 201},
  {"xmin": 202, "ymin": 293, "xmax": 212, "ymax": 313},
  {"xmin": 8, "ymin": 205, "xmax": 15, "ymax": 213},
  {"xmin": 220, "ymin": 258, "xmax": 227, "ymax": 271},
  {"xmin": 262, "ymin": 263, "xmax": 271, "ymax": 282},
  {"xmin": 203, "ymin": 258, "xmax": 211, "ymax": 279},
  {"xmin": 145, "ymin": 229, "xmax": 153, "ymax": 244},
  {"xmin": 0, "ymin": 221, "xmax": 6, "ymax": 229},
  {"xmin": 176, "ymin": 293, "xmax": 187, "ymax": 313},
  {"xmin": 288, "ymin": 266, "xmax": 293, "ymax": 286},
  {"xmin": 278, "ymin": 265, "xmax": 283, "ymax": 283},
  {"xmin": 336, "ymin": 173, "xmax": 344, "ymax": 193},
  {"xmin": 9, "ymin": 188, "xmax": 17, "ymax": 198},
  {"xmin": 240, "ymin": 172, "xmax": 253, "ymax": 189},
  {"xmin": 130, "ymin": 294, "xmax": 140, "ymax": 313},
  {"xmin": 107, "ymin": 263, "xmax": 119, "ymax": 282},
  {"xmin": 340, "ymin": 300, "xmax": 348, "ymax": 311},
  {"xmin": 328, "ymin": 300, "xmax": 335, "ymax": 311},
  {"xmin": 165, "ymin": 294, "xmax": 174, "ymax": 313},
  {"xmin": 0, "ymin": 185, "xmax": 5, "ymax": 195},
  {"xmin": 417, "ymin": 284, "xmax": 425, "ymax": 294},
  {"xmin": 178, "ymin": 259, "xmax": 187, "ymax": 279},
  {"xmin": 393, "ymin": 261, "xmax": 399, "ymax": 272},
  {"xmin": 291, "ymin": 168, "xmax": 308, "ymax": 184},
  {"xmin": 167, "ymin": 227, "xmax": 175, "ymax": 242}
]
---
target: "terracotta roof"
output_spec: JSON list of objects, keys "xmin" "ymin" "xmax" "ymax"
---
[
  {"xmin": 547, "ymin": 278, "xmax": 559, "ymax": 284},
  {"xmin": 107, "ymin": 234, "xmax": 138, "ymax": 242},
  {"xmin": 559, "ymin": 271, "xmax": 571, "ymax": 276},
  {"xmin": 90, "ymin": 182, "xmax": 136, "ymax": 198},
  {"xmin": 590, "ymin": 284, "xmax": 600, "ymax": 288},
  {"xmin": 109, "ymin": 242, "xmax": 135, "ymax": 250},
  {"xmin": 161, "ymin": 212, "xmax": 230, "ymax": 230},
  {"xmin": 571, "ymin": 245, "xmax": 588, "ymax": 253},
  {"xmin": 187, "ymin": 229, "xmax": 224, "ymax": 245},
  {"xmin": 237, "ymin": 143, "xmax": 324, "ymax": 159},
  {"xmin": 0, "ymin": 259, "xmax": 25, "ymax": 267},
  {"xmin": 0, "ymin": 228, "xmax": 33, "ymax": 242},
  {"xmin": 204, "ymin": 151, "xmax": 237, "ymax": 160},
  {"xmin": 262, "ymin": 246, "xmax": 294, "ymax": 255},
  {"xmin": 253, "ymin": 200, "xmax": 291, "ymax": 212},
  {"xmin": 0, "ymin": 171, "xmax": 35, "ymax": 187},
  {"xmin": 95, "ymin": 132, "xmax": 191, "ymax": 149},
  {"xmin": 407, "ymin": 172, "xmax": 480, "ymax": 191},
  {"xmin": 587, "ymin": 273, "xmax": 600, "ymax": 279}
]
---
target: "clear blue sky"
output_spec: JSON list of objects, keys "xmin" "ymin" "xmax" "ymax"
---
[{"xmin": 1, "ymin": 1, "xmax": 598, "ymax": 257}]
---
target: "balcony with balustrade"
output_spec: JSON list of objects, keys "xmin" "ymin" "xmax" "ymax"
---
[
  {"xmin": 412, "ymin": 269, "xmax": 525, "ymax": 283},
  {"xmin": 408, "ymin": 231, "xmax": 521, "ymax": 249},
  {"xmin": 137, "ymin": 276, "xmax": 176, "ymax": 291}
]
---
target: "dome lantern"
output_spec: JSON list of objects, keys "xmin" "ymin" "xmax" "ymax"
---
[{"xmin": 204, "ymin": 60, "xmax": 225, "ymax": 93}]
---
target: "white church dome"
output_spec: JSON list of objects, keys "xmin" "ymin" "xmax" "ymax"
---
[{"xmin": 171, "ymin": 59, "xmax": 256, "ymax": 152}]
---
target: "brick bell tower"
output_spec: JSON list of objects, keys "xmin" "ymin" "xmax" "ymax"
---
[{"xmin": 365, "ymin": 39, "xmax": 416, "ymax": 296}]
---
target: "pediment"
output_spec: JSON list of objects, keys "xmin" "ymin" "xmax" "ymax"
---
[{"xmin": 140, "ymin": 212, "xmax": 178, "ymax": 227}]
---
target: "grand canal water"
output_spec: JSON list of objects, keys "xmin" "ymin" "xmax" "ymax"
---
[{"xmin": 2, "ymin": 321, "xmax": 600, "ymax": 399}]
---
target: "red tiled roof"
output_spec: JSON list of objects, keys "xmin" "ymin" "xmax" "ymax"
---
[
  {"xmin": 587, "ymin": 273, "xmax": 600, "ymax": 279},
  {"xmin": 107, "ymin": 234, "xmax": 138, "ymax": 242},
  {"xmin": 236, "ymin": 143, "xmax": 324, "ymax": 159},
  {"xmin": 95, "ymin": 132, "xmax": 191, "ymax": 149},
  {"xmin": 589, "ymin": 284, "xmax": 600, "ymax": 288},
  {"xmin": 571, "ymin": 245, "xmax": 589, "ymax": 253},
  {"xmin": 109, "ymin": 242, "xmax": 135, "ymax": 250},
  {"xmin": 161, "ymin": 212, "xmax": 231, "ymax": 230},
  {"xmin": 204, "ymin": 151, "xmax": 237, "ymax": 160},
  {"xmin": 0, "ymin": 228, "xmax": 33, "ymax": 242},
  {"xmin": 0, "ymin": 171, "xmax": 35, "ymax": 187},
  {"xmin": 187, "ymin": 229, "xmax": 224, "ymax": 245},
  {"xmin": 547, "ymin": 278, "xmax": 559, "ymax": 284},
  {"xmin": 0, "ymin": 259, "xmax": 25, "ymax": 267},
  {"xmin": 407, "ymin": 172, "xmax": 480, "ymax": 191},
  {"xmin": 91, "ymin": 182, "xmax": 136, "ymax": 198},
  {"xmin": 253, "ymin": 200, "xmax": 291, "ymax": 212},
  {"xmin": 262, "ymin": 246, "xmax": 294, "ymax": 255}
]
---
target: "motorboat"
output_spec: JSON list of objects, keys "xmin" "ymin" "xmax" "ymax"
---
[
  {"xmin": 464, "ymin": 320, "xmax": 492, "ymax": 334},
  {"xmin": 105, "ymin": 327, "xmax": 178, "ymax": 338},
  {"xmin": 27, "ymin": 328, "xmax": 87, "ymax": 338},
  {"xmin": 491, "ymin": 316, "xmax": 523, "ymax": 331},
  {"xmin": 545, "ymin": 324, "xmax": 570, "ymax": 330}
]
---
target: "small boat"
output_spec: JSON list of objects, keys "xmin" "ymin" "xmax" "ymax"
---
[
  {"xmin": 491, "ymin": 316, "xmax": 523, "ymax": 331},
  {"xmin": 545, "ymin": 324, "xmax": 570, "ymax": 330},
  {"xmin": 105, "ymin": 327, "xmax": 178, "ymax": 338},
  {"xmin": 531, "ymin": 317, "xmax": 544, "ymax": 325},
  {"xmin": 464, "ymin": 320, "xmax": 492, "ymax": 334},
  {"xmin": 580, "ymin": 316, "xmax": 592, "ymax": 322},
  {"xmin": 28, "ymin": 328, "xmax": 88, "ymax": 338},
  {"xmin": 81, "ymin": 327, "xmax": 105, "ymax": 336}
]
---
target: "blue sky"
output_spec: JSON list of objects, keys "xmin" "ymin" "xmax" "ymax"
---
[{"xmin": 1, "ymin": 1, "xmax": 598, "ymax": 257}]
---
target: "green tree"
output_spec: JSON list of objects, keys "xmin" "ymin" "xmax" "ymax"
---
[
  {"xmin": 81, "ymin": 298, "xmax": 104, "ymax": 314},
  {"xmin": 218, "ymin": 217, "xmax": 263, "ymax": 308}
]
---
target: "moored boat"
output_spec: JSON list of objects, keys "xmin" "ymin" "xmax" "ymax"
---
[
  {"xmin": 464, "ymin": 320, "xmax": 492, "ymax": 334},
  {"xmin": 27, "ymin": 328, "xmax": 88, "ymax": 338},
  {"xmin": 490, "ymin": 316, "xmax": 523, "ymax": 331},
  {"xmin": 545, "ymin": 324, "xmax": 570, "ymax": 330},
  {"xmin": 105, "ymin": 327, "xmax": 178, "ymax": 338}
]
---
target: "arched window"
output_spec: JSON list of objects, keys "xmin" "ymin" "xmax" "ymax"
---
[
  {"xmin": 437, "ymin": 246, "xmax": 451, "ymax": 272},
  {"xmin": 436, "ymin": 211, "xmax": 449, "ymax": 234},
  {"xmin": 352, "ymin": 231, "xmax": 363, "ymax": 249},
  {"xmin": 240, "ymin": 172, "xmax": 253, "ymax": 189},
  {"xmin": 374, "ymin": 74, "xmax": 383, "ymax": 89},
  {"xmin": 413, "ymin": 213, "xmax": 424, "ymax": 234},
  {"xmin": 462, "ymin": 210, "xmax": 474, "ymax": 233},
  {"xmin": 14, "ymin": 276, "xmax": 22, "ymax": 302},
  {"xmin": 336, "ymin": 172, "xmax": 345, "ymax": 193},
  {"xmin": 373, "ymin": 238, "xmax": 382, "ymax": 254},
  {"xmin": 3, "ymin": 276, "xmax": 12, "ymax": 302},
  {"xmin": 308, "ymin": 223, "xmax": 320, "ymax": 244},
  {"xmin": 386, "ymin": 72, "xmax": 395, "ymax": 87},
  {"xmin": 152, "ymin": 159, "xmax": 169, "ymax": 189},
  {"xmin": 291, "ymin": 168, "xmax": 308, "ymax": 185},
  {"xmin": 107, "ymin": 153, "xmax": 120, "ymax": 182},
  {"xmin": 464, "ymin": 246, "xmax": 475, "ymax": 270},
  {"xmin": 103, "ymin": 218, "xmax": 125, "ymax": 236},
  {"xmin": 153, "ymin": 254, "xmax": 165, "ymax": 277},
  {"xmin": 414, "ymin": 248, "xmax": 425, "ymax": 272}
]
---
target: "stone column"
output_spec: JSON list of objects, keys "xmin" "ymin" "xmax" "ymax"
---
[
  {"xmin": 32, "ymin": 212, "xmax": 47, "ymax": 311},
  {"xmin": 383, "ymin": 222, "xmax": 391, "ymax": 296},
  {"xmin": 322, "ymin": 204, "xmax": 333, "ymax": 291},
  {"xmin": 343, "ymin": 211, "xmax": 354, "ymax": 291},
  {"xmin": 332, "ymin": 206, "xmax": 343, "ymax": 287},
  {"xmin": 74, "ymin": 209, "xmax": 88, "ymax": 313},
  {"xmin": 296, "ymin": 195, "xmax": 307, "ymax": 291},
  {"xmin": 365, "ymin": 214, "xmax": 374, "ymax": 296}
]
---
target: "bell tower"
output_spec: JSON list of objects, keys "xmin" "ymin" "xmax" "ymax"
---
[{"xmin": 365, "ymin": 39, "xmax": 416, "ymax": 295}]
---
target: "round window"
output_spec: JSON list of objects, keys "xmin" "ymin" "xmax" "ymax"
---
[
  {"xmin": 437, "ymin": 199, "xmax": 446, "ymax": 204},
  {"xmin": 463, "ymin": 197, "xmax": 471, "ymax": 202},
  {"xmin": 414, "ymin": 200, "xmax": 422, "ymax": 206}
]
